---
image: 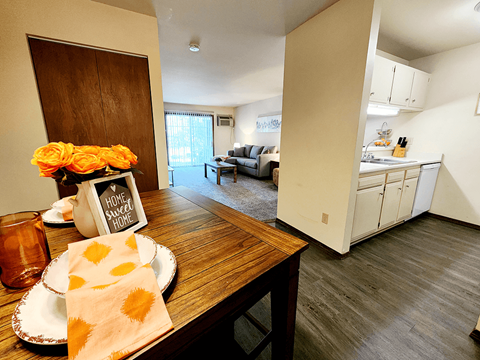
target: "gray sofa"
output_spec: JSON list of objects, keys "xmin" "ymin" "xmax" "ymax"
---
[{"xmin": 225, "ymin": 144, "xmax": 279, "ymax": 178}]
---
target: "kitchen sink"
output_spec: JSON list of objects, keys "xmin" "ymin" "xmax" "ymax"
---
[{"xmin": 361, "ymin": 158, "xmax": 417, "ymax": 165}]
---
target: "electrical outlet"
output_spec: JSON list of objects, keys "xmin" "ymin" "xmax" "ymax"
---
[{"xmin": 322, "ymin": 213, "xmax": 329, "ymax": 224}]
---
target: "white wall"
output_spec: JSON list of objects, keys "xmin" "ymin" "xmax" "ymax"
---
[
  {"xmin": 233, "ymin": 95, "xmax": 283, "ymax": 150},
  {"xmin": 277, "ymin": 0, "xmax": 380, "ymax": 254},
  {"xmin": 163, "ymin": 103, "xmax": 235, "ymax": 155},
  {"xmin": 0, "ymin": 0, "xmax": 168, "ymax": 216},
  {"xmin": 364, "ymin": 41, "xmax": 480, "ymax": 225}
]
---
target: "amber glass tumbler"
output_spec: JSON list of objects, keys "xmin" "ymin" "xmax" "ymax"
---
[{"xmin": 0, "ymin": 212, "xmax": 51, "ymax": 288}]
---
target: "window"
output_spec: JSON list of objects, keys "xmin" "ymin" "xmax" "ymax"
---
[{"xmin": 164, "ymin": 111, "xmax": 214, "ymax": 167}]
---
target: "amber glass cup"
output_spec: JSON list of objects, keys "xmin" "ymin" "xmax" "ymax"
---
[{"xmin": 0, "ymin": 212, "xmax": 51, "ymax": 288}]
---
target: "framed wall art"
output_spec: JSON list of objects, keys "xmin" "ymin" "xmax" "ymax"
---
[{"xmin": 256, "ymin": 114, "xmax": 282, "ymax": 133}]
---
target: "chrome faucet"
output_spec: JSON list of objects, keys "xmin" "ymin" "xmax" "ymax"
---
[{"xmin": 362, "ymin": 139, "xmax": 387, "ymax": 160}]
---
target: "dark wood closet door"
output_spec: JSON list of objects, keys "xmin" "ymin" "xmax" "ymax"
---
[
  {"xmin": 95, "ymin": 51, "xmax": 158, "ymax": 193},
  {"xmin": 29, "ymin": 38, "xmax": 159, "ymax": 198},
  {"xmin": 29, "ymin": 38, "xmax": 109, "ymax": 198}
]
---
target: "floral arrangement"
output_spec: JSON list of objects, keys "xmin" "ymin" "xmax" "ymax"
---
[{"xmin": 31, "ymin": 142, "xmax": 142, "ymax": 186}]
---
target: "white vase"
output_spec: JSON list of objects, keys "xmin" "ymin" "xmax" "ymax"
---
[{"xmin": 69, "ymin": 183, "xmax": 99, "ymax": 238}]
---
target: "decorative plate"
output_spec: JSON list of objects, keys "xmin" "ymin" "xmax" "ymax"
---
[
  {"xmin": 41, "ymin": 209, "xmax": 74, "ymax": 225},
  {"xmin": 151, "ymin": 244, "xmax": 177, "ymax": 293},
  {"xmin": 12, "ymin": 280, "xmax": 68, "ymax": 345},
  {"xmin": 13, "ymin": 242, "xmax": 176, "ymax": 345},
  {"xmin": 41, "ymin": 234, "xmax": 158, "ymax": 298}
]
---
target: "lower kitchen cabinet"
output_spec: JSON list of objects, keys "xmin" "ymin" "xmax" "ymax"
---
[
  {"xmin": 397, "ymin": 177, "xmax": 419, "ymax": 221},
  {"xmin": 379, "ymin": 181, "xmax": 404, "ymax": 229},
  {"xmin": 351, "ymin": 185, "xmax": 384, "ymax": 241},
  {"xmin": 351, "ymin": 166, "xmax": 421, "ymax": 244}
]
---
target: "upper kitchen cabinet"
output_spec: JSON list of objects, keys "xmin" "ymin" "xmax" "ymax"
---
[
  {"xmin": 369, "ymin": 56, "xmax": 395, "ymax": 104},
  {"xmin": 408, "ymin": 70, "xmax": 431, "ymax": 109},
  {"xmin": 369, "ymin": 55, "xmax": 431, "ymax": 111}
]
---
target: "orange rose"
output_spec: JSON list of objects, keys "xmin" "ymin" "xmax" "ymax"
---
[
  {"xmin": 111, "ymin": 145, "xmax": 138, "ymax": 165},
  {"xmin": 74, "ymin": 145, "xmax": 110, "ymax": 155},
  {"xmin": 65, "ymin": 153, "xmax": 106, "ymax": 174},
  {"xmin": 31, "ymin": 142, "xmax": 74, "ymax": 177},
  {"xmin": 101, "ymin": 150, "xmax": 131, "ymax": 169}
]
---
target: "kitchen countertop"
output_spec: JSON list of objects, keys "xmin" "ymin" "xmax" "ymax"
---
[{"xmin": 359, "ymin": 151, "xmax": 443, "ymax": 174}]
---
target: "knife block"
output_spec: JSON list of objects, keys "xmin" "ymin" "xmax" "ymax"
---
[{"xmin": 393, "ymin": 145, "xmax": 405, "ymax": 158}]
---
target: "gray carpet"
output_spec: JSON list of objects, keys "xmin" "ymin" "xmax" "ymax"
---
[{"xmin": 172, "ymin": 166, "xmax": 278, "ymax": 221}]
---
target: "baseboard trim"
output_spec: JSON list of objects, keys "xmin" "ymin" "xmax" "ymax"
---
[
  {"xmin": 427, "ymin": 213, "xmax": 480, "ymax": 231},
  {"xmin": 275, "ymin": 218, "xmax": 349, "ymax": 260},
  {"xmin": 470, "ymin": 329, "xmax": 480, "ymax": 343}
]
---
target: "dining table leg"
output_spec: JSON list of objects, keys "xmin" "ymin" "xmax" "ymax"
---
[{"xmin": 271, "ymin": 254, "xmax": 301, "ymax": 360}]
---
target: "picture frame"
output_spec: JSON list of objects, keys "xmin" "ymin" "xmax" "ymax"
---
[
  {"xmin": 475, "ymin": 94, "xmax": 480, "ymax": 116},
  {"xmin": 256, "ymin": 113, "xmax": 282, "ymax": 133},
  {"xmin": 82, "ymin": 172, "xmax": 148, "ymax": 236}
]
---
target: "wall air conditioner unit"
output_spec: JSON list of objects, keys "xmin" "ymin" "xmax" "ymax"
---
[{"xmin": 217, "ymin": 114, "xmax": 234, "ymax": 127}]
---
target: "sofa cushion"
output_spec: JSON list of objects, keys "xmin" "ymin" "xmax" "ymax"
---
[
  {"xmin": 237, "ymin": 158, "xmax": 257, "ymax": 169},
  {"xmin": 261, "ymin": 146, "xmax": 277, "ymax": 154},
  {"xmin": 233, "ymin": 147, "xmax": 245, "ymax": 157},
  {"xmin": 249, "ymin": 145, "xmax": 264, "ymax": 159},
  {"xmin": 244, "ymin": 144, "xmax": 253, "ymax": 158},
  {"xmin": 223, "ymin": 157, "xmax": 237, "ymax": 164}
]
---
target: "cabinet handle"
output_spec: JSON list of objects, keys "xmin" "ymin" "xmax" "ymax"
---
[
  {"xmin": 406, "ymin": 185, "xmax": 410, "ymax": 188},
  {"xmin": 406, "ymin": 98, "xmax": 409, "ymax": 101},
  {"xmin": 398, "ymin": 188, "xmax": 402, "ymax": 191},
  {"xmin": 379, "ymin": 193, "xmax": 384, "ymax": 196},
  {"xmin": 370, "ymin": 92, "xmax": 375, "ymax": 96},
  {"xmin": 412, "ymin": 99, "xmax": 416, "ymax": 103}
]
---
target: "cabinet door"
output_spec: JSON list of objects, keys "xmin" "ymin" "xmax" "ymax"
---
[
  {"xmin": 397, "ymin": 177, "xmax": 419, "ymax": 221},
  {"xmin": 409, "ymin": 71, "xmax": 430, "ymax": 109},
  {"xmin": 389, "ymin": 64, "xmax": 415, "ymax": 107},
  {"xmin": 370, "ymin": 56, "xmax": 395, "ymax": 104},
  {"xmin": 351, "ymin": 185, "xmax": 384, "ymax": 242},
  {"xmin": 379, "ymin": 181, "xmax": 403, "ymax": 229}
]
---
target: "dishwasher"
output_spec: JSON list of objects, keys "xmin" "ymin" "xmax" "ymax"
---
[{"xmin": 410, "ymin": 163, "xmax": 441, "ymax": 218}]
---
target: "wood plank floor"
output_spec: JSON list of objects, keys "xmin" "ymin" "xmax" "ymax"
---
[{"xmin": 232, "ymin": 215, "xmax": 480, "ymax": 359}]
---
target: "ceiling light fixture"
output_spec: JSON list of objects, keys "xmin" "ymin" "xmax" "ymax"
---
[
  {"xmin": 189, "ymin": 43, "xmax": 200, "ymax": 52},
  {"xmin": 475, "ymin": 2, "xmax": 480, "ymax": 12}
]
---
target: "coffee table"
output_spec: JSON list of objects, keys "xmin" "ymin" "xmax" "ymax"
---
[{"xmin": 204, "ymin": 161, "xmax": 237, "ymax": 185}]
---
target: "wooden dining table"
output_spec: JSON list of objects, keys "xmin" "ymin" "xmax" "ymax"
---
[{"xmin": 0, "ymin": 186, "xmax": 308, "ymax": 359}]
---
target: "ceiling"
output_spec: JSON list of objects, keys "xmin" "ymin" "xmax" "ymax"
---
[{"xmin": 93, "ymin": 0, "xmax": 480, "ymax": 107}]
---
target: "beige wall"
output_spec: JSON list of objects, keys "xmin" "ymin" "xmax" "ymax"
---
[
  {"xmin": 163, "ymin": 103, "xmax": 235, "ymax": 156},
  {"xmin": 367, "ymin": 42, "xmax": 480, "ymax": 226},
  {"xmin": 0, "ymin": 0, "xmax": 168, "ymax": 216},
  {"xmin": 234, "ymin": 95, "xmax": 283, "ymax": 151},
  {"xmin": 278, "ymin": 0, "xmax": 380, "ymax": 254}
]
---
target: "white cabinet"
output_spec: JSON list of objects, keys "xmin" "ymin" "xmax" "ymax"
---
[
  {"xmin": 379, "ymin": 181, "xmax": 404, "ymax": 229},
  {"xmin": 389, "ymin": 64, "xmax": 415, "ymax": 107},
  {"xmin": 351, "ymin": 166, "xmax": 422, "ymax": 243},
  {"xmin": 397, "ymin": 177, "xmax": 419, "ymax": 221},
  {"xmin": 409, "ymin": 70, "xmax": 431, "ymax": 109},
  {"xmin": 351, "ymin": 185, "xmax": 385, "ymax": 241},
  {"xmin": 370, "ymin": 56, "xmax": 395, "ymax": 104},
  {"xmin": 369, "ymin": 56, "xmax": 431, "ymax": 111}
]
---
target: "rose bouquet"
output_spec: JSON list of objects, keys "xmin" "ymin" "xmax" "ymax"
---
[{"xmin": 31, "ymin": 142, "xmax": 142, "ymax": 186}]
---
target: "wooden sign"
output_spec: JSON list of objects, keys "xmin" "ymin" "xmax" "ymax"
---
[{"xmin": 83, "ymin": 172, "xmax": 147, "ymax": 236}]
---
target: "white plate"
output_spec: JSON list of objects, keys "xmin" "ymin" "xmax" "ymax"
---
[
  {"xmin": 41, "ymin": 209, "xmax": 74, "ymax": 225},
  {"xmin": 12, "ymin": 280, "xmax": 68, "ymax": 345},
  {"xmin": 13, "ymin": 243, "xmax": 176, "ymax": 345},
  {"xmin": 41, "ymin": 234, "xmax": 158, "ymax": 298},
  {"xmin": 151, "ymin": 244, "xmax": 177, "ymax": 293},
  {"xmin": 50, "ymin": 199, "xmax": 66, "ymax": 213}
]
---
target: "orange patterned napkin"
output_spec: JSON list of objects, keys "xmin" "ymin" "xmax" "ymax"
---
[
  {"xmin": 62, "ymin": 197, "xmax": 74, "ymax": 221},
  {"xmin": 66, "ymin": 231, "xmax": 173, "ymax": 360}
]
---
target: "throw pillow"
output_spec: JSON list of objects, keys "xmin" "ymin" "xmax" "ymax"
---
[
  {"xmin": 261, "ymin": 146, "xmax": 277, "ymax": 155},
  {"xmin": 249, "ymin": 145, "xmax": 264, "ymax": 159},
  {"xmin": 233, "ymin": 147, "xmax": 245, "ymax": 157},
  {"xmin": 244, "ymin": 144, "xmax": 253, "ymax": 158}
]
